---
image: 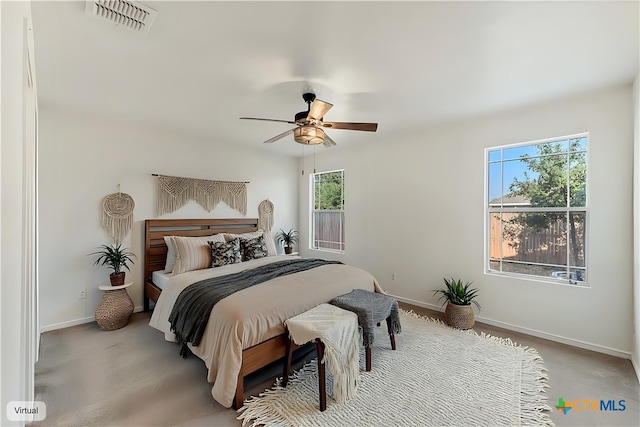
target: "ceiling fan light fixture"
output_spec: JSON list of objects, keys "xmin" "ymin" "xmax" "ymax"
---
[{"xmin": 294, "ymin": 126, "xmax": 325, "ymax": 145}]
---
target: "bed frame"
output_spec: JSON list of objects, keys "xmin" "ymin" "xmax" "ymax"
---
[{"xmin": 144, "ymin": 218, "xmax": 300, "ymax": 409}]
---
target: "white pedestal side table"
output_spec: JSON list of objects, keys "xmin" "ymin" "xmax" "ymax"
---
[{"xmin": 95, "ymin": 282, "xmax": 134, "ymax": 331}]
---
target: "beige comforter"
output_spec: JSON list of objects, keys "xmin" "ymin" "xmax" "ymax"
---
[{"xmin": 149, "ymin": 255, "xmax": 382, "ymax": 407}]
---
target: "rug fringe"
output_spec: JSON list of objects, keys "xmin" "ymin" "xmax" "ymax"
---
[
  {"xmin": 237, "ymin": 363, "xmax": 317, "ymax": 427},
  {"xmin": 519, "ymin": 346, "xmax": 554, "ymax": 426}
]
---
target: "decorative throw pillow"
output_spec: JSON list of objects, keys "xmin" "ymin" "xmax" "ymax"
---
[
  {"xmin": 172, "ymin": 234, "xmax": 227, "ymax": 275},
  {"xmin": 224, "ymin": 230, "xmax": 278, "ymax": 257},
  {"xmin": 241, "ymin": 235, "xmax": 268, "ymax": 261},
  {"xmin": 209, "ymin": 238, "xmax": 242, "ymax": 268}
]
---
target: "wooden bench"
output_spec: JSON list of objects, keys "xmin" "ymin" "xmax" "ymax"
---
[{"xmin": 283, "ymin": 304, "xmax": 359, "ymax": 411}]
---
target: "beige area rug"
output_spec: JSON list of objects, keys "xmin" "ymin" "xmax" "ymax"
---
[{"xmin": 238, "ymin": 311, "xmax": 554, "ymax": 427}]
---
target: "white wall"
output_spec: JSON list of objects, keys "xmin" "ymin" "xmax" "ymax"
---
[
  {"xmin": 633, "ymin": 71, "xmax": 640, "ymax": 379},
  {"xmin": 1, "ymin": 1, "xmax": 35, "ymax": 424},
  {"xmin": 300, "ymin": 85, "xmax": 635, "ymax": 356},
  {"xmin": 38, "ymin": 107, "xmax": 299, "ymax": 330}
]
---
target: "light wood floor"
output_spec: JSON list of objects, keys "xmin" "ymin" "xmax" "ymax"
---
[{"xmin": 32, "ymin": 303, "xmax": 639, "ymax": 426}]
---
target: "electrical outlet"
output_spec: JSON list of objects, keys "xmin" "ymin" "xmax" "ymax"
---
[{"xmin": 79, "ymin": 288, "xmax": 86, "ymax": 299}]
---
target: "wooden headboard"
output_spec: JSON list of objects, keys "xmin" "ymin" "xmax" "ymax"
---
[{"xmin": 143, "ymin": 218, "xmax": 259, "ymax": 309}]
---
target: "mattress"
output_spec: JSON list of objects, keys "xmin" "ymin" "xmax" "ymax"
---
[{"xmin": 151, "ymin": 270, "xmax": 172, "ymax": 290}]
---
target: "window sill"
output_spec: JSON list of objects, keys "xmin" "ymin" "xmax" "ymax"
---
[
  {"xmin": 309, "ymin": 248, "xmax": 344, "ymax": 255},
  {"xmin": 484, "ymin": 270, "xmax": 589, "ymax": 288}
]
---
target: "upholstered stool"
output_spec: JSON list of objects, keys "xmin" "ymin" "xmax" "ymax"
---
[
  {"xmin": 283, "ymin": 304, "xmax": 360, "ymax": 411},
  {"xmin": 330, "ymin": 289, "xmax": 401, "ymax": 371}
]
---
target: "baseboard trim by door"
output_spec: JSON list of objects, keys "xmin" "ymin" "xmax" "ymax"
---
[{"xmin": 40, "ymin": 306, "xmax": 145, "ymax": 332}]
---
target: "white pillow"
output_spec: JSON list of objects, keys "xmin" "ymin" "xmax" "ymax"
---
[
  {"xmin": 172, "ymin": 234, "xmax": 227, "ymax": 275},
  {"xmin": 224, "ymin": 230, "xmax": 277, "ymax": 257},
  {"xmin": 164, "ymin": 236, "xmax": 177, "ymax": 273},
  {"xmin": 262, "ymin": 230, "xmax": 278, "ymax": 257}
]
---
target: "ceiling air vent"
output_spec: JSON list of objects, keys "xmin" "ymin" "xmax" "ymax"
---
[{"xmin": 85, "ymin": 0, "xmax": 157, "ymax": 35}]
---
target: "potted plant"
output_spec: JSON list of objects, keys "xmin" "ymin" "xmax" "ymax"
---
[
  {"xmin": 275, "ymin": 228, "xmax": 299, "ymax": 254},
  {"xmin": 433, "ymin": 277, "xmax": 481, "ymax": 329},
  {"xmin": 90, "ymin": 243, "xmax": 136, "ymax": 286}
]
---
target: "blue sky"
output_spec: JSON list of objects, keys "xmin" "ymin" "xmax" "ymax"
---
[{"xmin": 487, "ymin": 137, "xmax": 587, "ymax": 203}]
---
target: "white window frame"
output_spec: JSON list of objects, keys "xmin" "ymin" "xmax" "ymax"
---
[
  {"xmin": 310, "ymin": 169, "xmax": 345, "ymax": 253},
  {"xmin": 484, "ymin": 132, "xmax": 589, "ymax": 285}
]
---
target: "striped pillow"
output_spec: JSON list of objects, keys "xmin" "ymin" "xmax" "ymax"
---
[
  {"xmin": 263, "ymin": 231, "xmax": 278, "ymax": 257},
  {"xmin": 163, "ymin": 235, "xmax": 177, "ymax": 273},
  {"xmin": 224, "ymin": 230, "xmax": 278, "ymax": 257},
  {"xmin": 173, "ymin": 234, "xmax": 227, "ymax": 275}
]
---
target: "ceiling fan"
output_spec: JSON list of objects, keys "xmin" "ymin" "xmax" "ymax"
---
[{"xmin": 240, "ymin": 92, "xmax": 378, "ymax": 147}]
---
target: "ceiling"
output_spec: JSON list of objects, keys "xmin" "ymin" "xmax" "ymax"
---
[{"xmin": 31, "ymin": 1, "xmax": 639, "ymax": 157}]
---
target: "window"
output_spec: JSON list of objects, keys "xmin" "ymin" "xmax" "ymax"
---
[
  {"xmin": 486, "ymin": 133, "xmax": 588, "ymax": 284},
  {"xmin": 311, "ymin": 170, "xmax": 345, "ymax": 252}
]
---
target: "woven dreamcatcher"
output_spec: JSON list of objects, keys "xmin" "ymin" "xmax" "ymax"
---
[
  {"xmin": 102, "ymin": 189, "xmax": 135, "ymax": 244},
  {"xmin": 258, "ymin": 199, "xmax": 274, "ymax": 232}
]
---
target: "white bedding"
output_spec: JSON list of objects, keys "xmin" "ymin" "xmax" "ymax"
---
[
  {"xmin": 151, "ymin": 270, "xmax": 172, "ymax": 290},
  {"xmin": 149, "ymin": 255, "xmax": 382, "ymax": 408}
]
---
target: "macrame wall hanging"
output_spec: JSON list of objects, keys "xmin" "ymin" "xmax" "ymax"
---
[
  {"xmin": 102, "ymin": 187, "xmax": 135, "ymax": 244},
  {"xmin": 155, "ymin": 174, "xmax": 248, "ymax": 216},
  {"xmin": 258, "ymin": 199, "xmax": 274, "ymax": 232}
]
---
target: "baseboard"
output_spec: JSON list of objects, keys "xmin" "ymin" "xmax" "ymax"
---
[
  {"xmin": 40, "ymin": 305, "xmax": 145, "ymax": 332},
  {"xmin": 392, "ymin": 295, "xmax": 445, "ymax": 313},
  {"xmin": 391, "ymin": 294, "xmax": 632, "ymax": 360},
  {"xmin": 475, "ymin": 316, "xmax": 631, "ymax": 360},
  {"xmin": 41, "ymin": 316, "xmax": 94, "ymax": 332},
  {"xmin": 632, "ymin": 355, "xmax": 640, "ymax": 384}
]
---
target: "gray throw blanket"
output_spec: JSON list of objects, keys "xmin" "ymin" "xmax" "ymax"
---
[{"xmin": 169, "ymin": 258, "xmax": 343, "ymax": 357}]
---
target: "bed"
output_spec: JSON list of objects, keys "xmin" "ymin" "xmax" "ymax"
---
[{"xmin": 143, "ymin": 218, "xmax": 382, "ymax": 409}]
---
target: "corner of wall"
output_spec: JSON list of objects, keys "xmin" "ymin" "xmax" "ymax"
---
[
  {"xmin": 1, "ymin": 0, "xmax": 36, "ymax": 424},
  {"xmin": 633, "ymin": 70, "xmax": 640, "ymax": 383}
]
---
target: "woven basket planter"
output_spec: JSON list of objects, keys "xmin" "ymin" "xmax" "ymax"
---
[
  {"xmin": 444, "ymin": 302, "xmax": 475, "ymax": 329},
  {"xmin": 95, "ymin": 289, "xmax": 134, "ymax": 331}
]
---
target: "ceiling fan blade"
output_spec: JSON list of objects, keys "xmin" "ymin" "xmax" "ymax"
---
[
  {"xmin": 323, "ymin": 134, "xmax": 337, "ymax": 148},
  {"xmin": 262, "ymin": 128, "xmax": 296, "ymax": 144},
  {"xmin": 307, "ymin": 99, "xmax": 333, "ymax": 121},
  {"xmin": 240, "ymin": 117, "xmax": 297, "ymax": 125},
  {"xmin": 321, "ymin": 121, "xmax": 378, "ymax": 132}
]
